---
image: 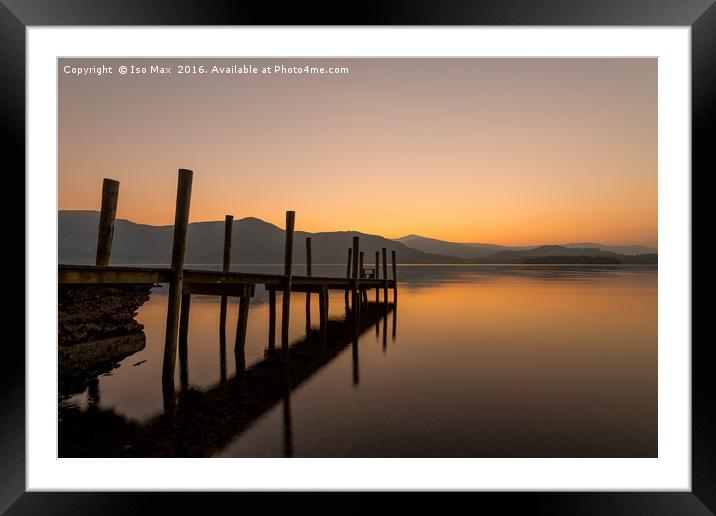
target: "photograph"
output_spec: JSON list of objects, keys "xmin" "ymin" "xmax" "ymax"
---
[{"xmin": 57, "ymin": 57, "xmax": 658, "ymax": 459}]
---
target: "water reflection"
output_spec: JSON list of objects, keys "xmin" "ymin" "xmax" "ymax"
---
[
  {"xmin": 59, "ymin": 300, "xmax": 394, "ymax": 457},
  {"xmin": 59, "ymin": 265, "xmax": 656, "ymax": 458}
]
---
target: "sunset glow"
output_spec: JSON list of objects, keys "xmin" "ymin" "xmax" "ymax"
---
[{"xmin": 59, "ymin": 58, "xmax": 657, "ymax": 246}]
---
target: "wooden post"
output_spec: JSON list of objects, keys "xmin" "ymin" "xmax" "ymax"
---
[
  {"xmin": 392, "ymin": 250, "xmax": 398, "ymax": 302},
  {"xmin": 162, "ymin": 169, "xmax": 193, "ymax": 385},
  {"xmin": 235, "ymin": 292, "xmax": 250, "ymax": 372},
  {"xmin": 268, "ymin": 289, "xmax": 277, "ymax": 352},
  {"xmin": 352, "ymin": 237, "xmax": 360, "ymax": 280},
  {"xmin": 95, "ymin": 178, "xmax": 119, "ymax": 266},
  {"xmin": 281, "ymin": 211, "xmax": 295, "ymax": 350},
  {"xmin": 305, "ymin": 237, "xmax": 312, "ymax": 277},
  {"xmin": 382, "ymin": 247, "xmax": 389, "ymax": 304},
  {"xmin": 222, "ymin": 215, "xmax": 233, "ymax": 271},
  {"xmin": 219, "ymin": 215, "xmax": 233, "ymax": 335},
  {"xmin": 219, "ymin": 321, "xmax": 227, "ymax": 383},
  {"xmin": 375, "ymin": 251, "xmax": 380, "ymax": 302},
  {"xmin": 305, "ymin": 237, "xmax": 312, "ymax": 332},
  {"xmin": 351, "ymin": 237, "xmax": 360, "ymax": 317},
  {"xmin": 318, "ymin": 285, "xmax": 327, "ymax": 342},
  {"xmin": 345, "ymin": 248, "xmax": 352, "ymax": 308},
  {"xmin": 178, "ymin": 292, "xmax": 191, "ymax": 390},
  {"xmin": 359, "ymin": 251, "xmax": 364, "ymax": 278}
]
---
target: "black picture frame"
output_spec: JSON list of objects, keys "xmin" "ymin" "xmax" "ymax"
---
[{"xmin": 5, "ymin": 1, "xmax": 712, "ymax": 513}]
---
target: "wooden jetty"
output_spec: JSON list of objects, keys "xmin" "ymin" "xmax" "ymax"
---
[{"xmin": 58, "ymin": 169, "xmax": 398, "ymax": 398}]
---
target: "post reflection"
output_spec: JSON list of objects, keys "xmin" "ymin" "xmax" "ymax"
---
[{"xmin": 59, "ymin": 295, "xmax": 394, "ymax": 458}]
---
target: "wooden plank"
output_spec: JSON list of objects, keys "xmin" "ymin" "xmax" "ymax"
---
[
  {"xmin": 183, "ymin": 283, "xmax": 253, "ymax": 297},
  {"xmin": 162, "ymin": 168, "xmax": 193, "ymax": 385},
  {"xmin": 95, "ymin": 178, "xmax": 119, "ymax": 267},
  {"xmin": 58, "ymin": 265, "xmax": 170, "ymax": 284},
  {"xmin": 183, "ymin": 270, "xmax": 285, "ymax": 285},
  {"xmin": 58, "ymin": 265, "xmax": 394, "ymax": 289}
]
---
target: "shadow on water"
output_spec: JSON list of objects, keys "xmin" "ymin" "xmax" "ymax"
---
[{"xmin": 58, "ymin": 301, "xmax": 394, "ymax": 458}]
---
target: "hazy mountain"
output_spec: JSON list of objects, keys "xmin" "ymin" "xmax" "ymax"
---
[
  {"xmin": 395, "ymin": 234, "xmax": 656, "ymax": 258},
  {"xmin": 562, "ymin": 242, "xmax": 657, "ymax": 256},
  {"xmin": 59, "ymin": 211, "xmax": 657, "ymax": 266},
  {"xmin": 485, "ymin": 245, "xmax": 623, "ymax": 262},
  {"xmin": 394, "ymin": 234, "xmax": 511, "ymax": 258},
  {"xmin": 59, "ymin": 211, "xmax": 461, "ymax": 265}
]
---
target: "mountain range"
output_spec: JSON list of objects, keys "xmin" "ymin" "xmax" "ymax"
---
[
  {"xmin": 59, "ymin": 210, "xmax": 657, "ymax": 265},
  {"xmin": 394, "ymin": 234, "xmax": 656, "ymax": 258}
]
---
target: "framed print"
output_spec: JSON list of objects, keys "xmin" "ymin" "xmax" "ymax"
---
[{"xmin": 5, "ymin": 0, "xmax": 713, "ymax": 513}]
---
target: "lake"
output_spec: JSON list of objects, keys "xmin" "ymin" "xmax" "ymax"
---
[{"xmin": 58, "ymin": 264, "xmax": 657, "ymax": 458}]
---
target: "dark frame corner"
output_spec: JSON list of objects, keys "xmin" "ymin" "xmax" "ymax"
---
[{"xmin": 5, "ymin": 0, "xmax": 713, "ymax": 513}]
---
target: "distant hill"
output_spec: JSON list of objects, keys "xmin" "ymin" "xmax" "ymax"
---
[
  {"xmin": 485, "ymin": 245, "xmax": 621, "ymax": 262},
  {"xmin": 58, "ymin": 211, "xmax": 461, "ymax": 265},
  {"xmin": 395, "ymin": 234, "xmax": 657, "ymax": 258},
  {"xmin": 59, "ymin": 211, "xmax": 657, "ymax": 266},
  {"xmin": 394, "ymin": 235, "xmax": 510, "ymax": 258},
  {"xmin": 482, "ymin": 245, "xmax": 657, "ymax": 264},
  {"xmin": 562, "ymin": 242, "xmax": 657, "ymax": 256}
]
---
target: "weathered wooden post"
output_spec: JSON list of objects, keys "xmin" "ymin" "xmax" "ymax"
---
[
  {"xmin": 178, "ymin": 292, "xmax": 191, "ymax": 390},
  {"xmin": 318, "ymin": 285, "xmax": 327, "ymax": 342},
  {"xmin": 382, "ymin": 247, "xmax": 388, "ymax": 303},
  {"xmin": 305, "ymin": 237, "xmax": 312, "ymax": 277},
  {"xmin": 392, "ymin": 250, "xmax": 398, "ymax": 302},
  {"xmin": 219, "ymin": 215, "xmax": 233, "ymax": 334},
  {"xmin": 345, "ymin": 248, "xmax": 352, "ymax": 308},
  {"xmin": 375, "ymin": 251, "xmax": 380, "ymax": 303},
  {"xmin": 281, "ymin": 211, "xmax": 295, "ymax": 351},
  {"xmin": 162, "ymin": 169, "xmax": 193, "ymax": 385},
  {"xmin": 352, "ymin": 238, "xmax": 360, "ymax": 279},
  {"xmin": 359, "ymin": 250, "xmax": 366, "ymax": 305},
  {"xmin": 305, "ymin": 237, "xmax": 312, "ymax": 331},
  {"xmin": 351, "ymin": 237, "xmax": 360, "ymax": 317},
  {"xmin": 95, "ymin": 178, "xmax": 119, "ymax": 266}
]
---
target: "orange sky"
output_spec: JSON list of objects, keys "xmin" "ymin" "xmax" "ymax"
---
[{"xmin": 58, "ymin": 58, "xmax": 657, "ymax": 246}]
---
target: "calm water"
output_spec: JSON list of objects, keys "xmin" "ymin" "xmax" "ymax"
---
[{"xmin": 59, "ymin": 265, "xmax": 657, "ymax": 457}]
